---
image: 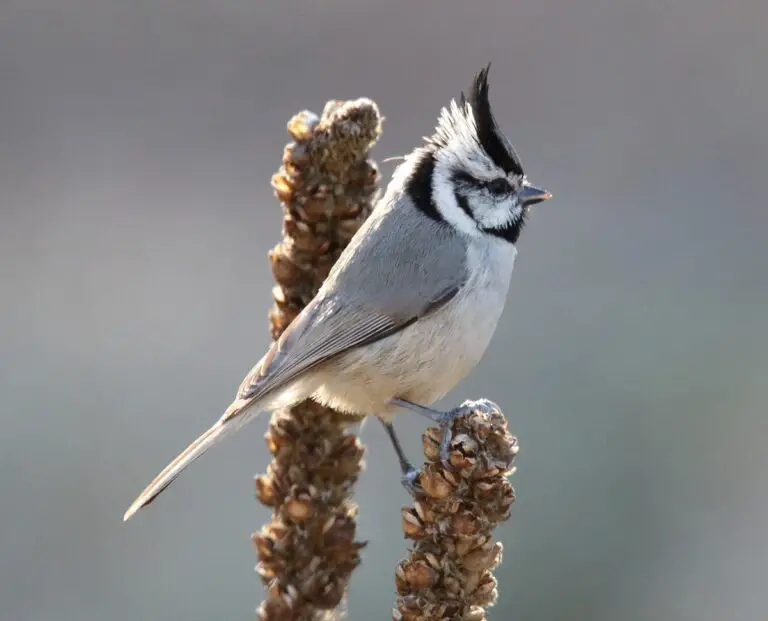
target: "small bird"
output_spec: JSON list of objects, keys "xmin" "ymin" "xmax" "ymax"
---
[{"xmin": 123, "ymin": 65, "xmax": 551, "ymax": 522}]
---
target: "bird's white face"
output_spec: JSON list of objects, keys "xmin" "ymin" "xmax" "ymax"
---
[
  {"xmin": 425, "ymin": 93, "xmax": 550, "ymax": 244},
  {"xmin": 432, "ymin": 137, "xmax": 527, "ymax": 241},
  {"xmin": 400, "ymin": 68, "xmax": 550, "ymax": 245}
]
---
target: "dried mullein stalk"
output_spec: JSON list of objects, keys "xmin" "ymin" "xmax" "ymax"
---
[
  {"xmin": 395, "ymin": 401, "xmax": 518, "ymax": 621},
  {"xmin": 253, "ymin": 98, "xmax": 382, "ymax": 621}
]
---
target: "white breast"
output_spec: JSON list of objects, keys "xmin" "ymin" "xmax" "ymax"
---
[{"xmin": 311, "ymin": 238, "xmax": 517, "ymax": 420}]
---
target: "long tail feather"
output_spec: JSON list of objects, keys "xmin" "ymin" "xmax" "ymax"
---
[{"xmin": 123, "ymin": 419, "xmax": 232, "ymax": 522}]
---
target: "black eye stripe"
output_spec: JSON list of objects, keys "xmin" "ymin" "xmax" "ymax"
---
[
  {"xmin": 453, "ymin": 172, "xmax": 513, "ymax": 196},
  {"xmin": 453, "ymin": 171, "xmax": 481, "ymax": 188}
]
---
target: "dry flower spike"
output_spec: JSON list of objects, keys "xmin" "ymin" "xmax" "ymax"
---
[
  {"xmin": 254, "ymin": 98, "xmax": 382, "ymax": 621},
  {"xmin": 394, "ymin": 401, "xmax": 518, "ymax": 621}
]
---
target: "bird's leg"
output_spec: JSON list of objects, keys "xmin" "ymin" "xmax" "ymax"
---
[
  {"xmin": 390, "ymin": 397, "xmax": 500, "ymax": 468},
  {"xmin": 379, "ymin": 418, "xmax": 421, "ymax": 496}
]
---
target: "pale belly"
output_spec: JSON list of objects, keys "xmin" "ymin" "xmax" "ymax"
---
[{"xmin": 310, "ymin": 241, "xmax": 515, "ymax": 420}]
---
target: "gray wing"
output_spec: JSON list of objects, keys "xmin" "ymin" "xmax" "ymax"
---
[
  {"xmin": 122, "ymin": 199, "xmax": 466, "ymax": 520},
  {"xmin": 233, "ymin": 285, "xmax": 458, "ymax": 407},
  {"xmin": 230, "ymin": 195, "xmax": 468, "ymax": 413}
]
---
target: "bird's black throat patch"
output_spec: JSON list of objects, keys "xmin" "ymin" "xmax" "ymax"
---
[{"xmin": 483, "ymin": 215, "xmax": 526, "ymax": 244}]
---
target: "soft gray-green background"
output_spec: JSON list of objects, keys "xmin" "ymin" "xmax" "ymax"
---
[{"xmin": 2, "ymin": 1, "xmax": 767, "ymax": 620}]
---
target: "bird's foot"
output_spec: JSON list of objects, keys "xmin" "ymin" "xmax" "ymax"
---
[
  {"xmin": 436, "ymin": 398, "xmax": 500, "ymax": 467},
  {"xmin": 392, "ymin": 397, "xmax": 500, "ymax": 470},
  {"xmin": 400, "ymin": 466, "xmax": 422, "ymax": 497}
]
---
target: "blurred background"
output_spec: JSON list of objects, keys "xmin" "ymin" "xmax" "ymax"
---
[{"xmin": 2, "ymin": 1, "xmax": 768, "ymax": 619}]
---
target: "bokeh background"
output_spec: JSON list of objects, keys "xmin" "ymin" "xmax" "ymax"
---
[{"xmin": 2, "ymin": 1, "xmax": 768, "ymax": 619}]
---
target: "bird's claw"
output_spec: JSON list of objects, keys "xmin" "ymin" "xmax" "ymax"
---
[
  {"xmin": 400, "ymin": 467, "xmax": 422, "ymax": 497},
  {"xmin": 436, "ymin": 407, "xmax": 467, "ymax": 469},
  {"xmin": 436, "ymin": 399, "xmax": 500, "ymax": 469},
  {"xmin": 461, "ymin": 397, "xmax": 500, "ymax": 415},
  {"xmin": 388, "ymin": 397, "xmax": 502, "ymax": 478}
]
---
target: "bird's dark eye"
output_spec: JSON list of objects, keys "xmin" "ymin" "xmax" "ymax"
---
[{"xmin": 486, "ymin": 178, "xmax": 512, "ymax": 195}]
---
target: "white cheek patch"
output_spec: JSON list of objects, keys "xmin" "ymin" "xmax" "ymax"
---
[
  {"xmin": 424, "ymin": 97, "xmax": 525, "ymax": 236},
  {"xmin": 432, "ymin": 161, "xmax": 480, "ymax": 237},
  {"xmin": 473, "ymin": 196, "xmax": 522, "ymax": 231}
]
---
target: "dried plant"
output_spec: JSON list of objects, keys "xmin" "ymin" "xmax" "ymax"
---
[
  {"xmin": 395, "ymin": 401, "xmax": 518, "ymax": 621},
  {"xmin": 251, "ymin": 94, "xmax": 518, "ymax": 621},
  {"xmin": 253, "ymin": 99, "xmax": 382, "ymax": 621}
]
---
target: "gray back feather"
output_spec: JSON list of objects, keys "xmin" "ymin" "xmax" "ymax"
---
[
  {"xmin": 232, "ymin": 190, "xmax": 469, "ymax": 407},
  {"xmin": 321, "ymin": 189, "xmax": 468, "ymax": 319}
]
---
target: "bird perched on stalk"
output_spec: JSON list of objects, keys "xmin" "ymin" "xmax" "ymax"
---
[{"xmin": 124, "ymin": 64, "xmax": 551, "ymax": 522}]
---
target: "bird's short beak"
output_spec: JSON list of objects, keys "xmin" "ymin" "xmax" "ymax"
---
[{"xmin": 519, "ymin": 183, "xmax": 552, "ymax": 206}]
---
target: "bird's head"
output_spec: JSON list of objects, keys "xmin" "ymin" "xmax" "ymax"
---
[{"xmin": 404, "ymin": 65, "xmax": 552, "ymax": 244}]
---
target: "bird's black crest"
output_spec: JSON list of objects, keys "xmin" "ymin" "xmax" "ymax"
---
[{"xmin": 462, "ymin": 64, "xmax": 524, "ymax": 176}]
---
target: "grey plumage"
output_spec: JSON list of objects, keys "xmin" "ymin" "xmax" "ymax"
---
[
  {"xmin": 123, "ymin": 65, "xmax": 550, "ymax": 521},
  {"xmin": 235, "ymin": 197, "xmax": 469, "ymax": 410}
]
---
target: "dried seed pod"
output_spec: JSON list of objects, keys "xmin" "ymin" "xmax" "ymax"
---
[
  {"xmin": 393, "ymin": 401, "xmax": 518, "ymax": 621},
  {"xmin": 256, "ymin": 475, "xmax": 279, "ymax": 506},
  {"xmin": 396, "ymin": 559, "xmax": 439, "ymax": 592},
  {"xmin": 283, "ymin": 498, "xmax": 314, "ymax": 523},
  {"xmin": 401, "ymin": 508, "xmax": 426, "ymax": 539},
  {"xmin": 419, "ymin": 468, "xmax": 454, "ymax": 500},
  {"xmin": 255, "ymin": 98, "xmax": 381, "ymax": 621}
]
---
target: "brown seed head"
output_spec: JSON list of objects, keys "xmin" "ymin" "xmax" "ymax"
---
[
  {"xmin": 394, "ymin": 401, "xmax": 518, "ymax": 621},
  {"xmin": 256, "ymin": 96, "xmax": 381, "ymax": 620}
]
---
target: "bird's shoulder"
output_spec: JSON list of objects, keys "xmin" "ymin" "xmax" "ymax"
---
[
  {"xmin": 233, "ymin": 197, "xmax": 469, "ymax": 405},
  {"xmin": 320, "ymin": 191, "xmax": 469, "ymax": 318}
]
